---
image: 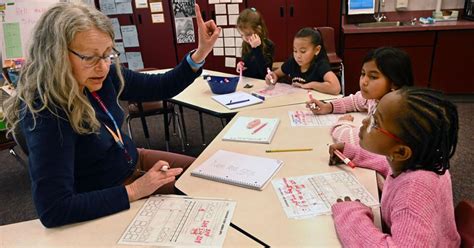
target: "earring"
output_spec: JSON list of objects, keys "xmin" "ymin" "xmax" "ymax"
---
[{"xmin": 387, "ymin": 155, "xmax": 394, "ymax": 162}]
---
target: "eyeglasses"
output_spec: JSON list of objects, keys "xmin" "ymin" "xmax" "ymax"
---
[
  {"xmin": 68, "ymin": 48, "xmax": 120, "ymax": 68},
  {"xmin": 367, "ymin": 108, "xmax": 405, "ymax": 144}
]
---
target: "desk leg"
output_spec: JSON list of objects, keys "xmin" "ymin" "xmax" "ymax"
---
[
  {"xmin": 199, "ymin": 111, "xmax": 206, "ymax": 146},
  {"xmin": 137, "ymin": 102, "xmax": 151, "ymax": 149},
  {"xmin": 163, "ymin": 101, "xmax": 170, "ymax": 151},
  {"xmin": 179, "ymin": 105, "xmax": 189, "ymax": 146}
]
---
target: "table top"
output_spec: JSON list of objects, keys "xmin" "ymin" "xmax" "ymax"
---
[
  {"xmin": 175, "ymin": 104, "xmax": 381, "ymax": 247},
  {"xmin": 144, "ymin": 69, "xmax": 341, "ymax": 117},
  {"xmin": 0, "ymin": 198, "xmax": 262, "ymax": 247}
]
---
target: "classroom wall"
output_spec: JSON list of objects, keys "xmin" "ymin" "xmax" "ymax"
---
[{"xmin": 381, "ymin": 0, "xmax": 465, "ymax": 12}]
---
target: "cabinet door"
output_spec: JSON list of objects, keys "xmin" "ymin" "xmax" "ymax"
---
[
  {"xmin": 134, "ymin": 0, "xmax": 178, "ymax": 68},
  {"xmin": 287, "ymin": 0, "xmax": 328, "ymax": 57},
  {"xmin": 431, "ymin": 30, "xmax": 474, "ymax": 93},
  {"xmin": 246, "ymin": 0, "xmax": 288, "ymax": 62}
]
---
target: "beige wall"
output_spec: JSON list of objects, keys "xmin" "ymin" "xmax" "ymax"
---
[{"xmin": 381, "ymin": 0, "xmax": 465, "ymax": 11}]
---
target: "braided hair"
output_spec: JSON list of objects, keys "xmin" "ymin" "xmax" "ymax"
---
[{"xmin": 396, "ymin": 87, "xmax": 458, "ymax": 175}]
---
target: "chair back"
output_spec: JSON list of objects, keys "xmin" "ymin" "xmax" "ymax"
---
[
  {"xmin": 455, "ymin": 200, "xmax": 474, "ymax": 248},
  {"xmin": 13, "ymin": 124, "xmax": 29, "ymax": 156},
  {"xmin": 317, "ymin": 27, "xmax": 345, "ymax": 95}
]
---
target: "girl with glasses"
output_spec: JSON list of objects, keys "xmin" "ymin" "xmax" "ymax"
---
[
  {"xmin": 307, "ymin": 47, "xmax": 414, "ymax": 144},
  {"xmin": 329, "ymin": 87, "xmax": 460, "ymax": 247}
]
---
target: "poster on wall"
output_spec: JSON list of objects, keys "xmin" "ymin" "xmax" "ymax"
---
[
  {"xmin": 175, "ymin": 17, "xmax": 195, "ymax": 43},
  {"xmin": 172, "ymin": 0, "xmax": 195, "ymax": 18}
]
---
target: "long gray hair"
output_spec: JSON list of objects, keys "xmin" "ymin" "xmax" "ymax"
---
[{"xmin": 3, "ymin": 2, "xmax": 124, "ymax": 135}]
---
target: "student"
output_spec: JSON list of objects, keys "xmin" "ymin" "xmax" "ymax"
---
[
  {"xmin": 236, "ymin": 7, "xmax": 274, "ymax": 80},
  {"xmin": 3, "ymin": 2, "xmax": 219, "ymax": 228},
  {"xmin": 329, "ymin": 87, "xmax": 460, "ymax": 247},
  {"xmin": 307, "ymin": 47, "xmax": 414, "ymax": 144},
  {"xmin": 266, "ymin": 27, "xmax": 340, "ymax": 95}
]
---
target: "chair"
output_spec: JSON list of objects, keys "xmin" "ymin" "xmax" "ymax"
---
[
  {"xmin": 125, "ymin": 68, "xmax": 186, "ymax": 152},
  {"xmin": 317, "ymin": 27, "xmax": 345, "ymax": 96},
  {"xmin": 455, "ymin": 199, "xmax": 474, "ymax": 247}
]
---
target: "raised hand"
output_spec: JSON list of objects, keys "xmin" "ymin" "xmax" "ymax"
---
[{"xmin": 191, "ymin": 4, "xmax": 221, "ymax": 64}]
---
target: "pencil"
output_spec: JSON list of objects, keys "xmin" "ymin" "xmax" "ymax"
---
[
  {"xmin": 333, "ymin": 149, "xmax": 356, "ymax": 168},
  {"xmin": 265, "ymin": 148, "xmax": 313, "ymax": 153}
]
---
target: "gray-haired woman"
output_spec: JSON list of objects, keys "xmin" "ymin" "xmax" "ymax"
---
[{"xmin": 3, "ymin": 2, "xmax": 220, "ymax": 228}]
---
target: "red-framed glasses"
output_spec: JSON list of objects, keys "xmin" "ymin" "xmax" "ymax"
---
[{"xmin": 367, "ymin": 109, "xmax": 405, "ymax": 144}]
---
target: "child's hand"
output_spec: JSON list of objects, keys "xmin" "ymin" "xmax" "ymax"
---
[
  {"xmin": 265, "ymin": 71, "xmax": 277, "ymax": 85},
  {"xmin": 236, "ymin": 61, "xmax": 246, "ymax": 73},
  {"xmin": 328, "ymin": 143, "xmax": 345, "ymax": 165},
  {"xmin": 336, "ymin": 196, "xmax": 361, "ymax": 203},
  {"xmin": 338, "ymin": 114, "xmax": 354, "ymax": 122},
  {"xmin": 306, "ymin": 99, "xmax": 332, "ymax": 114},
  {"xmin": 248, "ymin": 34, "xmax": 261, "ymax": 48},
  {"xmin": 291, "ymin": 82, "xmax": 302, "ymax": 88}
]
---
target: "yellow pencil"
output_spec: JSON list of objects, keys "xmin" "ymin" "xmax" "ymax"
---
[{"xmin": 265, "ymin": 148, "xmax": 313, "ymax": 153}]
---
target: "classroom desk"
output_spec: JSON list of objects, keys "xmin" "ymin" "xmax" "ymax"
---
[
  {"xmin": 0, "ymin": 198, "xmax": 263, "ymax": 248},
  {"xmin": 175, "ymin": 104, "xmax": 381, "ymax": 247},
  {"xmin": 145, "ymin": 69, "xmax": 341, "ymax": 119}
]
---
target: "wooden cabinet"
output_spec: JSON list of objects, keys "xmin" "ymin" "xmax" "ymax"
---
[
  {"xmin": 246, "ymin": 0, "xmax": 331, "ymax": 62},
  {"xmin": 342, "ymin": 32, "xmax": 435, "ymax": 95},
  {"xmin": 431, "ymin": 30, "xmax": 474, "ymax": 94}
]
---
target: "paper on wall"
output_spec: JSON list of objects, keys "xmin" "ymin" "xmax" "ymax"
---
[
  {"xmin": 214, "ymin": 38, "xmax": 224, "ymax": 47},
  {"xmin": 216, "ymin": 15, "xmax": 227, "ymax": 26},
  {"xmin": 110, "ymin": 18, "xmax": 122, "ymax": 40},
  {"xmin": 115, "ymin": 42, "xmax": 127, "ymax": 63},
  {"xmin": 227, "ymin": 4, "xmax": 239, "ymax": 14},
  {"xmin": 151, "ymin": 13, "xmax": 165, "ymax": 23},
  {"xmin": 225, "ymin": 47, "xmax": 235, "ymax": 56},
  {"xmin": 223, "ymin": 28, "xmax": 234, "ymax": 37},
  {"xmin": 213, "ymin": 47, "xmax": 224, "ymax": 56},
  {"xmin": 225, "ymin": 57, "xmax": 236, "ymax": 68},
  {"xmin": 99, "ymin": 0, "xmax": 117, "ymax": 15},
  {"xmin": 126, "ymin": 52, "xmax": 144, "ymax": 71},
  {"xmin": 116, "ymin": 2, "xmax": 133, "ymax": 14},
  {"xmin": 121, "ymin": 25, "xmax": 140, "ymax": 47},
  {"xmin": 150, "ymin": 1, "xmax": 163, "ymax": 12},
  {"xmin": 228, "ymin": 14, "xmax": 238, "ymax": 25},
  {"xmin": 215, "ymin": 4, "xmax": 226, "ymax": 14},
  {"xmin": 224, "ymin": 37, "xmax": 235, "ymax": 46}
]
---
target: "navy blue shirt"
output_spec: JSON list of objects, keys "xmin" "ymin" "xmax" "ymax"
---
[
  {"xmin": 241, "ymin": 39, "xmax": 274, "ymax": 79},
  {"xmin": 21, "ymin": 59, "xmax": 201, "ymax": 227},
  {"xmin": 281, "ymin": 55, "xmax": 331, "ymax": 84}
]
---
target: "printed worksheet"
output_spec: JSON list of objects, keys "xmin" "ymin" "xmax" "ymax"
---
[
  {"xmin": 254, "ymin": 83, "xmax": 305, "ymax": 98},
  {"xmin": 288, "ymin": 110, "xmax": 340, "ymax": 127},
  {"xmin": 118, "ymin": 195, "xmax": 236, "ymax": 247},
  {"xmin": 272, "ymin": 171, "xmax": 379, "ymax": 219}
]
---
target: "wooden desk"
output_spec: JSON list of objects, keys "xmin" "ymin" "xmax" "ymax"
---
[
  {"xmin": 176, "ymin": 104, "xmax": 381, "ymax": 247},
  {"xmin": 0, "ymin": 198, "xmax": 263, "ymax": 247},
  {"xmin": 144, "ymin": 69, "xmax": 341, "ymax": 118}
]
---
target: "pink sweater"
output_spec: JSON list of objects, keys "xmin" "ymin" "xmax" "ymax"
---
[
  {"xmin": 330, "ymin": 91, "xmax": 377, "ymax": 144},
  {"xmin": 331, "ymin": 144, "xmax": 460, "ymax": 247}
]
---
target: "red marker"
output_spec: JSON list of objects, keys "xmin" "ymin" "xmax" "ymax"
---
[
  {"xmin": 252, "ymin": 122, "xmax": 268, "ymax": 134},
  {"xmin": 333, "ymin": 149, "xmax": 356, "ymax": 169}
]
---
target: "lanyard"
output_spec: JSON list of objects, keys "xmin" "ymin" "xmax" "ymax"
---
[{"xmin": 90, "ymin": 91, "xmax": 133, "ymax": 165}]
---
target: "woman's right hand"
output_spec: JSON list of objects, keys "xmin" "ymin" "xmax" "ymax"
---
[
  {"xmin": 265, "ymin": 71, "xmax": 277, "ymax": 85},
  {"xmin": 306, "ymin": 99, "xmax": 332, "ymax": 114},
  {"xmin": 126, "ymin": 161, "xmax": 183, "ymax": 202}
]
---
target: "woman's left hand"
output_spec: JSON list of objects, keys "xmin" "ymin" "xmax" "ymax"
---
[{"xmin": 191, "ymin": 4, "xmax": 221, "ymax": 63}]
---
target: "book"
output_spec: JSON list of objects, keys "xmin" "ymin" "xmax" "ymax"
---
[
  {"xmin": 211, "ymin": 91, "xmax": 263, "ymax": 110},
  {"xmin": 191, "ymin": 150, "xmax": 284, "ymax": 191},
  {"xmin": 222, "ymin": 116, "xmax": 280, "ymax": 144}
]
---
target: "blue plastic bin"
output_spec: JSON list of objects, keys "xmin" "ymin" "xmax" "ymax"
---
[{"xmin": 204, "ymin": 75, "xmax": 239, "ymax": 94}]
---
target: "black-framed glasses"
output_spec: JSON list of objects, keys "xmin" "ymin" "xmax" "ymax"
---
[{"xmin": 68, "ymin": 48, "xmax": 120, "ymax": 68}]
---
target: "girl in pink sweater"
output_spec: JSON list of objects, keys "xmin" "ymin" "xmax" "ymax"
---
[
  {"xmin": 307, "ymin": 47, "xmax": 414, "ymax": 144},
  {"xmin": 329, "ymin": 87, "xmax": 460, "ymax": 247}
]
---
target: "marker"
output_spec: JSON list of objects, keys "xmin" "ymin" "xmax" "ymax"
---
[
  {"xmin": 251, "ymin": 92, "xmax": 265, "ymax": 100},
  {"xmin": 226, "ymin": 99, "xmax": 250, "ymax": 105},
  {"xmin": 160, "ymin": 165, "xmax": 170, "ymax": 172},
  {"xmin": 252, "ymin": 122, "xmax": 268, "ymax": 134},
  {"xmin": 267, "ymin": 67, "xmax": 275, "ymax": 84},
  {"xmin": 333, "ymin": 149, "xmax": 356, "ymax": 169},
  {"xmin": 265, "ymin": 148, "xmax": 313, "ymax": 153}
]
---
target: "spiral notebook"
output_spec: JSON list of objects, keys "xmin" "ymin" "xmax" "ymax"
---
[
  {"xmin": 222, "ymin": 116, "xmax": 280, "ymax": 144},
  {"xmin": 191, "ymin": 150, "xmax": 283, "ymax": 191}
]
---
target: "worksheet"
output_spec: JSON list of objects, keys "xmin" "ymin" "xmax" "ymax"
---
[
  {"xmin": 288, "ymin": 110, "xmax": 340, "ymax": 127},
  {"xmin": 118, "ymin": 195, "xmax": 236, "ymax": 247},
  {"xmin": 272, "ymin": 171, "xmax": 379, "ymax": 219},
  {"xmin": 254, "ymin": 83, "xmax": 305, "ymax": 98}
]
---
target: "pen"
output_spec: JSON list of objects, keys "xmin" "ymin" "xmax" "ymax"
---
[
  {"xmin": 267, "ymin": 67, "xmax": 275, "ymax": 84},
  {"xmin": 307, "ymin": 91, "xmax": 319, "ymax": 110},
  {"xmin": 226, "ymin": 99, "xmax": 250, "ymax": 105},
  {"xmin": 265, "ymin": 148, "xmax": 313, "ymax": 153},
  {"xmin": 251, "ymin": 122, "xmax": 268, "ymax": 134},
  {"xmin": 333, "ymin": 149, "xmax": 356, "ymax": 169},
  {"xmin": 251, "ymin": 92, "xmax": 265, "ymax": 100}
]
